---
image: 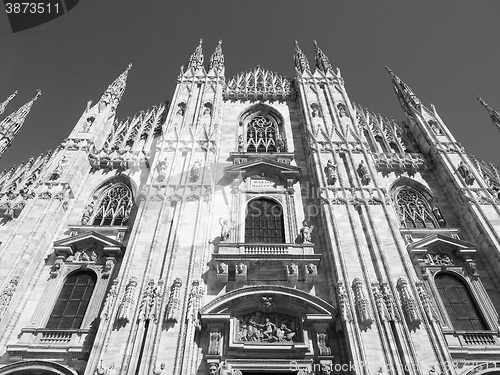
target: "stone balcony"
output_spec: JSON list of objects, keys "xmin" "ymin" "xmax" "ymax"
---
[
  {"xmin": 444, "ymin": 331, "xmax": 500, "ymax": 357},
  {"xmin": 213, "ymin": 243, "xmax": 322, "ymax": 283},
  {"xmin": 214, "ymin": 243, "xmax": 320, "ymax": 260},
  {"xmin": 6, "ymin": 328, "xmax": 93, "ymax": 360}
]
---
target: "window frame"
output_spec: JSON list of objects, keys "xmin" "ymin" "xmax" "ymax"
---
[
  {"xmin": 46, "ymin": 271, "xmax": 97, "ymax": 330},
  {"xmin": 433, "ymin": 271, "xmax": 487, "ymax": 331},
  {"xmin": 244, "ymin": 197, "xmax": 286, "ymax": 243}
]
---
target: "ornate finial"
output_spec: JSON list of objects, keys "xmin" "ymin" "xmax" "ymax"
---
[
  {"xmin": 293, "ymin": 41, "xmax": 310, "ymax": 73},
  {"xmin": 478, "ymin": 96, "xmax": 500, "ymax": 132},
  {"xmin": 385, "ymin": 66, "xmax": 421, "ymax": 115},
  {"xmin": 313, "ymin": 40, "xmax": 333, "ymax": 74},
  {"xmin": 0, "ymin": 90, "xmax": 41, "ymax": 157},
  {"xmin": 187, "ymin": 38, "xmax": 204, "ymax": 70},
  {"xmin": 209, "ymin": 39, "xmax": 224, "ymax": 73},
  {"xmin": 99, "ymin": 64, "xmax": 133, "ymax": 110},
  {"xmin": 0, "ymin": 90, "xmax": 18, "ymax": 115},
  {"xmin": 33, "ymin": 89, "xmax": 41, "ymax": 101}
]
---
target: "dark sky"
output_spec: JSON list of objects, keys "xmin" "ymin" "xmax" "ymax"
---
[{"xmin": 1, "ymin": 1, "xmax": 499, "ymax": 171}]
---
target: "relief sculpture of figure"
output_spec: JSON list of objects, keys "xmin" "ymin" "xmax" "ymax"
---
[
  {"xmin": 246, "ymin": 315, "xmax": 262, "ymax": 341},
  {"xmin": 261, "ymin": 318, "xmax": 277, "ymax": 340},
  {"xmin": 276, "ymin": 323, "xmax": 295, "ymax": 341}
]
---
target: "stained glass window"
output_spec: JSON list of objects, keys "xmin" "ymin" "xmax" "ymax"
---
[
  {"xmin": 46, "ymin": 272, "xmax": 96, "ymax": 329},
  {"xmin": 245, "ymin": 198, "xmax": 285, "ymax": 243},
  {"xmin": 395, "ymin": 187, "xmax": 437, "ymax": 228},
  {"xmin": 435, "ymin": 273, "xmax": 487, "ymax": 330},
  {"xmin": 92, "ymin": 183, "xmax": 132, "ymax": 226}
]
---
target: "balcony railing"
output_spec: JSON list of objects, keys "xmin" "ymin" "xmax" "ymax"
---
[
  {"xmin": 6, "ymin": 328, "xmax": 93, "ymax": 360},
  {"xmin": 216, "ymin": 243, "xmax": 316, "ymax": 257},
  {"xmin": 444, "ymin": 331, "xmax": 500, "ymax": 349}
]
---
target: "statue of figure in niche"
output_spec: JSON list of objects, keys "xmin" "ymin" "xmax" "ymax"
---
[
  {"xmin": 324, "ymin": 160, "xmax": 337, "ymax": 185},
  {"xmin": 357, "ymin": 160, "xmax": 371, "ymax": 184},
  {"xmin": 237, "ymin": 135, "xmax": 244, "ymax": 152},
  {"xmin": 457, "ymin": 161, "xmax": 475, "ymax": 184},
  {"xmin": 219, "ymin": 218, "xmax": 231, "ymax": 241}
]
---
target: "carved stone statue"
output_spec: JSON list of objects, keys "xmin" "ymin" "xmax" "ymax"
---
[
  {"xmin": 191, "ymin": 160, "xmax": 202, "ymax": 181},
  {"xmin": 152, "ymin": 362, "xmax": 166, "ymax": 375},
  {"xmin": 300, "ymin": 220, "xmax": 313, "ymax": 243},
  {"xmin": 217, "ymin": 262, "xmax": 228, "ymax": 274},
  {"xmin": 287, "ymin": 263, "xmax": 298, "ymax": 275},
  {"xmin": 357, "ymin": 160, "xmax": 371, "ymax": 185},
  {"xmin": 219, "ymin": 218, "xmax": 230, "ymax": 241},
  {"xmin": 208, "ymin": 363, "xmax": 219, "ymax": 375},
  {"xmin": 156, "ymin": 160, "xmax": 168, "ymax": 182},
  {"xmin": 306, "ymin": 263, "xmax": 317, "ymax": 275},
  {"xmin": 81, "ymin": 202, "xmax": 94, "ymax": 225},
  {"xmin": 324, "ymin": 160, "xmax": 337, "ymax": 185},
  {"xmin": 457, "ymin": 161, "xmax": 475, "ymax": 184},
  {"xmin": 236, "ymin": 263, "xmax": 246, "ymax": 274},
  {"xmin": 237, "ymin": 135, "xmax": 244, "ymax": 152}
]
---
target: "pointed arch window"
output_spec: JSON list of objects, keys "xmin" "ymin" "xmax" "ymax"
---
[
  {"xmin": 435, "ymin": 272, "xmax": 487, "ymax": 330},
  {"xmin": 46, "ymin": 271, "xmax": 96, "ymax": 329},
  {"xmin": 246, "ymin": 115, "xmax": 278, "ymax": 153},
  {"xmin": 395, "ymin": 187, "xmax": 437, "ymax": 228},
  {"xmin": 91, "ymin": 183, "xmax": 132, "ymax": 226},
  {"xmin": 245, "ymin": 198, "xmax": 285, "ymax": 243}
]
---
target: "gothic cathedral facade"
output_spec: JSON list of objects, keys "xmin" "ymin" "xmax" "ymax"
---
[{"xmin": 1, "ymin": 40, "xmax": 500, "ymax": 375}]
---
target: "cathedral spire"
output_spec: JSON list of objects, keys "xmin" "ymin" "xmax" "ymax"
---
[
  {"xmin": 99, "ymin": 63, "xmax": 132, "ymax": 111},
  {"xmin": 187, "ymin": 39, "xmax": 204, "ymax": 71},
  {"xmin": 478, "ymin": 96, "xmax": 500, "ymax": 133},
  {"xmin": 0, "ymin": 91, "xmax": 18, "ymax": 115},
  {"xmin": 293, "ymin": 41, "xmax": 310, "ymax": 73},
  {"xmin": 209, "ymin": 40, "xmax": 224, "ymax": 73},
  {"xmin": 313, "ymin": 40, "xmax": 333, "ymax": 74},
  {"xmin": 385, "ymin": 66, "xmax": 421, "ymax": 115},
  {"xmin": 0, "ymin": 89, "xmax": 41, "ymax": 158}
]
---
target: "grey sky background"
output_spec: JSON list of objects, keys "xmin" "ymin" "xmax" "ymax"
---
[{"xmin": 0, "ymin": 1, "xmax": 499, "ymax": 171}]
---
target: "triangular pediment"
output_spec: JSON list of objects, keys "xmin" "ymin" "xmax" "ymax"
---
[
  {"xmin": 407, "ymin": 234, "xmax": 476, "ymax": 258},
  {"xmin": 408, "ymin": 234, "xmax": 475, "ymax": 251},
  {"xmin": 54, "ymin": 231, "xmax": 124, "ymax": 257},
  {"xmin": 225, "ymin": 158, "xmax": 300, "ymax": 180}
]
